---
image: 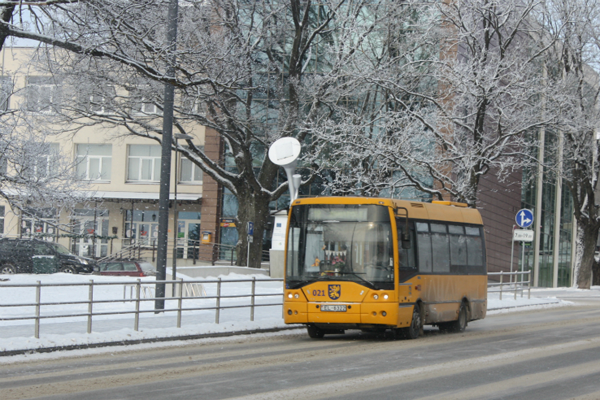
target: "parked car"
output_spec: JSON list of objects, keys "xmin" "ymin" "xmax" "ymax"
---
[
  {"xmin": 0, "ymin": 238, "xmax": 98, "ymax": 274},
  {"xmin": 97, "ymin": 260, "xmax": 157, "ymax": 277}
]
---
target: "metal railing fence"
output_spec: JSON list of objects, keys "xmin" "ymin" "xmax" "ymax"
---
[
  {"xmin": 487, "ymin": 270, "xmax": 532, "ymax": 300},
  {"xmin": 0, "ymin": 277, "xmax": 284, "ymax": 339},
  {"xmin": 100, "ymin": 240, "xmax": 269, "ymax": 266}
]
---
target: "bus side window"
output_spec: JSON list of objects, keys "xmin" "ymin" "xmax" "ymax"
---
[
  {"xmin": 449, "ymin": 225, "xmax": 467, "ymax": 273},
  {"xmin": 430, "ymin": 223, "xmax": 450, "ymax": 273},
  {"xmin": 465, "ymin": 226, "xmax": 484, "ymax": 273},
  {"xmin": 397, "ymin": 221, "xmax": 415, "ymax": 269},
  {"xmin": 416, "ymin": 222, "xmax": 432, "ymax": 273}
]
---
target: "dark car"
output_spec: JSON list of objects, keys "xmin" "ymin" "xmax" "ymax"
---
[
  {"xmin": 97, "ymin": 260, "xmax": 157, "ymax": 277},
  {"xmin": 0, "ymin": 238, "xmax": 97, "ymax": 274}
]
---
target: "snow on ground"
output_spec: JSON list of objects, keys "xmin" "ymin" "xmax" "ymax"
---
[{"xmin": 0, "ymin": 271, "xmax": 581, "ymax": 358}]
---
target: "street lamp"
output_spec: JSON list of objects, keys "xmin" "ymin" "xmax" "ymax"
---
[
  {"xmin": 155, "ymin": 0, "xmax": 179, "ymax": 311},
  {"xmin": 172, "ymin": 133, "xmax": 193, "ymax": 296}
]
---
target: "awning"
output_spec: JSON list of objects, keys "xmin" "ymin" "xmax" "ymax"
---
[{"xmin": 80, "ymin": 191, "xmax": 202, "ymax": 202}]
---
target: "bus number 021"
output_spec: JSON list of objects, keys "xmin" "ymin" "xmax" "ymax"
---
[{"xmin": 312, "ymin": 289, "xmax": 325, "ymax": 296}]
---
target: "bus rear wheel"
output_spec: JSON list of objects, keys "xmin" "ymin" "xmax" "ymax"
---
[
  {"xmin": 440, "ymin": 304, "xmax": 468, "ymax": 333},
  {"xmin": 307, "ymin": 325, "xmax": 325, "ymax": 339}
]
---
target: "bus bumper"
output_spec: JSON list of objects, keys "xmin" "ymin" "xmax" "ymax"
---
[{"xmin": 284, "ymin": 301, "xmax": 412, "ymax": 327}]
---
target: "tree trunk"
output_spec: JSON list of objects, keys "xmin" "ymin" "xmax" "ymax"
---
[
  {"xmin": 234, "ymin": 190, "xmax": 272, "ymax": 269},
  {"xmin": 575, "ymin": 224, "xmax": 599, "ymax": 289}
]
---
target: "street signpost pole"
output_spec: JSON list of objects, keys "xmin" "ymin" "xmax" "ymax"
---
[
  {"xmin": 515, "ymin": 209, "xmax": 534, "ymax": 285},
  {"xmin": 247, "ymin": 221, "xmax": 254, "ymax": 267},
  {"xmin": 510, "ymin": 225, "xmax": 515, "ymax": 283}
]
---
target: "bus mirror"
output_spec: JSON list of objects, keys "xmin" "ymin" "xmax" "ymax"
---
[{"xmin": 401, "ymin": 234, "xmax": 411, "ymax": 249}]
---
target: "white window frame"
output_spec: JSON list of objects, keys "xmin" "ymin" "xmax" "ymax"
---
[
  {"xmin": 127, "ymin": 144, "xmax": 161, "ymax": 182},
  {"xmin": 89, "ymin": 88, "xmax": 116, "ymax": 115},
  {"xmin": 26, "ymin": 76, "xmax": 60, "ymax": 114},
  {"xmin": 0, "ymin": 76, "xmax": 12, "ymax": 111},
  {"xmin": 139, "ymin": 99, "xmax": 160, "ymax": 115},
  {"xmin": 179, "ymin": 150, "xmax": 204, "ymax": 184},
  {"xmin": 30, "ymin": 143, "xmax": 60, "ymax": 179},
  {"xmin": 76, "ymin": 144, "xmax": 112, "ymax": 182}
]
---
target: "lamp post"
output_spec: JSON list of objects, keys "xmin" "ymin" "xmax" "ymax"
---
[
  {"xmin": 172, "ymin": 133, "xmax": 193, "ymax": 296},
  {"xmin": 155, "ymin": 0, "xmax": 179, "ymax": 311}
]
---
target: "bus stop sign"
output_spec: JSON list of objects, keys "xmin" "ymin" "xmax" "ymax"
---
[{"xmin": 515, "ymin": 209, "xmax": 533, "ymax": 229}]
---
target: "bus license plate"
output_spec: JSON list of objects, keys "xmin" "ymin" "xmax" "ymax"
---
[{"xmin": 321, "ymin": 304, "xmax": 347, "ymax": 312}]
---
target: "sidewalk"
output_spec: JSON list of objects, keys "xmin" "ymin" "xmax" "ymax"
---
[{"xmin": 0, "ymin": 275, "xmax": 589, "ymax": 357}]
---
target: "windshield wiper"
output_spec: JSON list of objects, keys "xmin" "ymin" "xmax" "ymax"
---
[
  {"xmin": 338, "ymin": 271, "xmax": 377, "ymax": 289},
  {"xmin": 287, "ymin": 279, "xmax": 318, "ymax": 289}
]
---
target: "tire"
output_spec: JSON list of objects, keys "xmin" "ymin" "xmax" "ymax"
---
[
  {"xmin": 441, "ymin": 303, "xmax": 468, "ymax": 333},
  {"xmin": 402, "ymin": 303, "xmax": 422, "ymax": 340},
  {"xmin": 307, "ymin": 325, "xmax": 325, "ymax": 339},
  {"xmin": 60, "ymin": 265, "xmax": 77, "ymax": 274},
  {"xmin": 0, "ymin": 264, "xmax": 16, "ymax": 274}
]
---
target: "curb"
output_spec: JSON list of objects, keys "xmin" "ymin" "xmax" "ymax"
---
[
  {"xmin": 488, "ymin": 301, "xmax": 561, "ymax": 311},
  {"xmin": 1, "ymin": 301, "xmax": 567, "ymax": 357},
  {"xmin": 0, "ymin": 326, "xmax": 302, "ymax": 358}
]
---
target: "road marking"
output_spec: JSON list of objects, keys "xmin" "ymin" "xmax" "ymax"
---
[
  {"xmin": 229, "ymin": 337, "xmax": 600, "ymax": 400},
  {"xmin": 414, "ymin": 358, "xmax": 600, "ymax": 400}
]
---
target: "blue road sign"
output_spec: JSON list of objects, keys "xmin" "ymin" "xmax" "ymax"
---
[
  {"xmin": 515, "ymin": 209, "xmax": 534, "ymax": 228},
  {"xmin": 247, "ymin": 221, "xmax": 254, "ymax": 236}
]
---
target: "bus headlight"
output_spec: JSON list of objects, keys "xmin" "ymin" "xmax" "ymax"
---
[
  {"xmin": 383, "ymin": 294, "xmax": 389, "ymax": 300},
  {"xmin": 373, "ymin": 294, "xmax": 379, "ymax": 300},
  {"xmin": 294, "ymin": 293, "xmax": 299, "ymax": 299},
  {"xmin": 288, "ymin": 293, "xmax": 293, "ymax": 299}
]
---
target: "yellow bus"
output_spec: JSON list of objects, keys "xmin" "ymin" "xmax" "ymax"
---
[{"xmin": 283, "ymin": 197, "xmax": 487, "ymax": 339}]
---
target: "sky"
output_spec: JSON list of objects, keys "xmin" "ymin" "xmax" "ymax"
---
[{"xmin": 0, "ymin": 271, "xmax": 578, "ymax": 364}]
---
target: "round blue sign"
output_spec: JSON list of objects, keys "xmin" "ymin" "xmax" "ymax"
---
[{"xmin": 515, "ymin": 209, "xmax": 534, "ymax": 228}]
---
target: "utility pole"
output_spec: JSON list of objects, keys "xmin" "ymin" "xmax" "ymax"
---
[{"xmin": 155, "ymin": 0, "xmax": 179, "ymax": 311}]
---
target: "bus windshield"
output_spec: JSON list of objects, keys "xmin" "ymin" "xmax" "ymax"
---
[{"xmin": 286, "ymin": 204, "xmax": 394, "ymax": 290}]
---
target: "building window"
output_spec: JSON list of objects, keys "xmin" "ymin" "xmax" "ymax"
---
[
  {"xmin": 0, "ymin": 76, "xmax": 12, "ymax": 111},
  {"xmin": 180, "ymin": 155, "xmax": 203, "ymax": 183},
  {"xmin": 23, "ymin": 143, "xmax": 59, "ymax": 179},
  {"xmin": 127, "ymin": 144, "xmax": 161, "ymax": 182},
  {"xmin": 21, "ymin": 208, "xmax": 57, "ymax": 241},
  {"xmin": 26, "ymin": 76, "xmax": 60, "ymax": 114},
  {"xmin": 82, "ymin": 86, "xmax": 116, "ymax": 115},
  {"xmin": 138, "ymin": 100, "xmax": 160, "ymax": 115},
  {"xmin": 0, "ymin": 156, "xmax": 6, "ymax": 175},
  {"xmin": 132, "ymin": 89, "xmax": 161, "ymax": 115},
  {"xmin": 124, "ymin": 209, "xmax": 159, "ymax": 245},
  {"xmin": 76, "ymin": 144, "xmax": 112, "ymax": 181}
]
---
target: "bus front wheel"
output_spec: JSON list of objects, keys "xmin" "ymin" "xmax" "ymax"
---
[
  {"xmin": 400, "ymin": 304, "xmax": 421, "ymax": 340},
  {"xmin": 307, "ymin": 325, "xmax": 325, "ymax": 339}
]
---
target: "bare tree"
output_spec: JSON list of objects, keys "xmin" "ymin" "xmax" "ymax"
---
[
  {"xmin": 0, "ymin": 0, "xmax": 422, "ymax": 267},
  {"xmin": 540, "ymin": 0, "xmax": 600, "ymax": 289},
  {"xmin": 0, "ymin": 79, "xmax": 84, "ymax": 229},
  {"xmin": 321, "ymin": 0, "xmax": 554, "ymax": 208}
]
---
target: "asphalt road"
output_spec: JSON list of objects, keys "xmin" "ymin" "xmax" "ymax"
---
[{"xmin": 2, "ymin": 299, "xmax": 600, "ymax": 400}]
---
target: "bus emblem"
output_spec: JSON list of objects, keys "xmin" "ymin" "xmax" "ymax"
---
[{"xmin": 329, "ymin": 285, "xmax": 341, "ymax": 300}]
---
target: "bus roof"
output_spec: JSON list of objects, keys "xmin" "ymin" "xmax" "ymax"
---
[{"xmin": 291, "ymin": 197, "xmax": 483, "ymax": 225}]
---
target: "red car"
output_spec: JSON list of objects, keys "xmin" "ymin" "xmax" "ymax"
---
[{"xmin": 97, "ymin": 260, "xmax": 157, "ymax": 277}]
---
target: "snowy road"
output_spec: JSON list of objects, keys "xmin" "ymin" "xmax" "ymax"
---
[{"xmin": 1, "ymin": 299, "xmax": 600, "ymax": 400}]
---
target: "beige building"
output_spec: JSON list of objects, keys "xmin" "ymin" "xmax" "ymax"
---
[{"xmin": 0, "ymin": 47, "xmax": 210, "ymax": 267}]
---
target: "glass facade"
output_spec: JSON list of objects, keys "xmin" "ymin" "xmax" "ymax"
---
[{"xmin": 521, "ymin": 130, "xmax": 573, "ymax": 287}]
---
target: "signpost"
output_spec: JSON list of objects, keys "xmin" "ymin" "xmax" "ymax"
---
[
  {"xmin": 515, "ymin": 209, "xmax": 534, "ymax": 229},
  {"xmin": 511, "ymin": 209, "xmax": 534, "ymax": 283},
  {"xmin": 247, "ymin": 221, "xmax": 254, "ymax": 267}
]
